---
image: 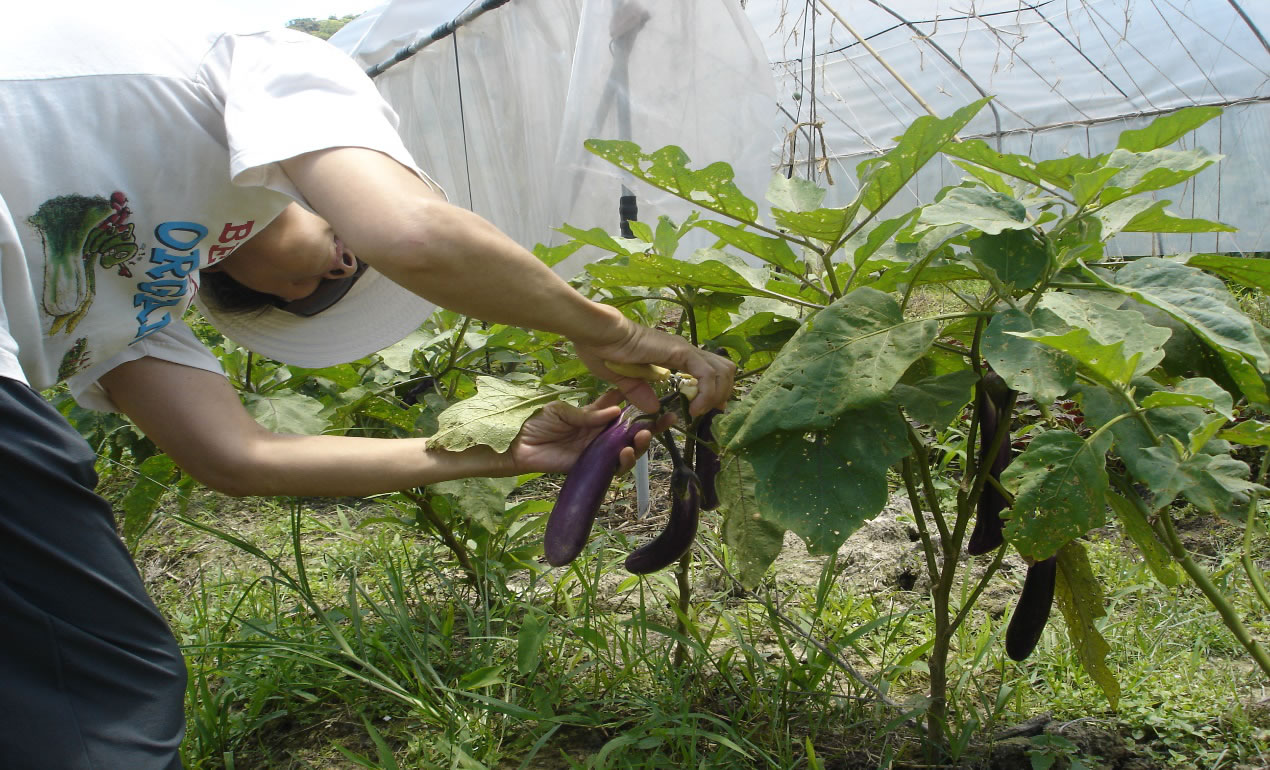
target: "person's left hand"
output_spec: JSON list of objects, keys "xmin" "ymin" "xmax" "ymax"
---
[{"xmin": 506, "ymin": 390, "xmax": 674, "ymax": 475}]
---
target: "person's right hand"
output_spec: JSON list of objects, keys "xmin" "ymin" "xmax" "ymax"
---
[{"xmin": 571, "ymin": 304, "xmax": 735, "ymax": 416}]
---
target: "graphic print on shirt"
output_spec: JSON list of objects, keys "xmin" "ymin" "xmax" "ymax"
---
[{"xmin": 28, "ymin": 191, "xmax": 141, "ymax": 336}]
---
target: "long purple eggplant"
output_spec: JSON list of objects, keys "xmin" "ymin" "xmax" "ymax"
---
[
  {"xmin": 544, "ymin": 406, "xmax": 651, "ymax": 567},
  {"xmin": 694, "ymin": 408, "xmax": 722, "ymax": 511},
  {"xmin": 967, "ymin": 371, "xmax": 1014, "ymax": 556},
  {"xmin": 625, "ymin": 463, "xmax": 701, "ymax": 574},
  {"xmin": 1005, "ymin": 556, "xmax": 1058, "ymax": 661}
]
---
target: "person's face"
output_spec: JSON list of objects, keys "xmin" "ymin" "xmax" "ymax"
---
[{"xmin": 211, "ymin": 203, "xmax": 358, "ymax": 301}]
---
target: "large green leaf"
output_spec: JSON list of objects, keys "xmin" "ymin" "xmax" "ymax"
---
[
  {"xmin": 718, "ymin": 453, "xmax": 786, "ymax": 589},
  {"xmin": 431, "ymin": 477, "xmax": 517, "ymax": 533},
  {"xmin": 1186, "ymin": 254, "xmax": 1270, "ymax": 293},
  {"xmin": 586, "ymin": 250, "xmax": 766, "ymax": 295},
  {"xmin": 584, "ymin": 140, "xmax": 758, "ymax": 223},
  {"xmin": 1038, "ymin": 292, "xmax": 1171, "ymax": 375},
  {"xmin": 892, "ymin": 368, "xmax": 978, "ymax": 430},
  {"xmin": 1094, "ymin": 258, "xmax": 1269, "ymax": 404},
  {"xmin": 1136, "ymin": 443, "xmax": 1262, "ymax": 517},
  {"xmin": 1140, "ymin": 377, "xmax": 1233, "ymax": 420},
  {"xmin": 1000, "ymin": 430, "xmax": 1109, "ymax": 560},
  {"xmin": 1100, "ymin": 148, "xmax": 1220, "ymax": 201},
  {"xmin": 742, "ymin": 403, "xmax": 911, "ymax": 555},
  {"xmin": 982, "ymin": 307, "xmax": 1077, "ymax": 403},
  {"xmin": 1054, "ymin": 542, "xmax": 1121, "ymax": 709},
  {"xmin": 917, "ymin": 187, "xmax": 1028, "ymax": 235},
  {"xmin": 771, "ymin": 206, "xmax": 852, "ymax": 244},
  {"xmin": 967, "ymin": 229, "xmax": 1048, "ymax": 292},
  {"xmin": 766, "ymin": 174, "xmax": 826, "ymax": 212},
  {"xmin": 430, "ymin": 376, "xmax": 566, "ymax": 452},
  {"xmin": 851, "ymin": 99, "xmax": 991, "ymax": 221},
  {"xmin": 1016, "ymin": 328, "xmax": 1143, "ymax": 387},
  {"xmin": 1118, "ymin": 202, "xmax": 1234, "ymax": 234},
  {"xmin": 1115, "ymin": 106, "xmax": 1222, "ymax": 152},
  {"xmin": 941, "ymin": 140, "xmax": 1047, "ymax": 189},
  {"xmin": 244, "ymin": 391, "xmax": 330, "ymax": 435},
  {"xmin": 717, "ymin": 288, "xmax": 937, "ymax": 449},
  {"xmin": 556, "ymin": 223, "xmax": 633, "ymax": 256},
  {"xmin": 695, "ymin": 220, "xmax": 800, "ymax": 273}
]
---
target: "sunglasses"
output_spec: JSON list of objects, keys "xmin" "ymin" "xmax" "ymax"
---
[{"xmin": 271, "ymin": 259, "xmax": 369, "ymax": 317}]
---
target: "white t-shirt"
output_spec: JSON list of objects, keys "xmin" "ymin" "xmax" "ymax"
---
[{"xmin": 0, "ymin": 5, "xmax": 424, "ymax": 410}]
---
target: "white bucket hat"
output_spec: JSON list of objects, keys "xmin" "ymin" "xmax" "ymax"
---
[{"xmin": 194, "ymin": 264, "xmax": 436, "ymax": 368}]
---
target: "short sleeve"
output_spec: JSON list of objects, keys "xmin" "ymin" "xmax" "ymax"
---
[
  {"xmin": 212, "ymin": 29, "xmax": 441, "ymax": 200},
  {"xmin": 67, "ymin": 321, "xmax": 225, "ymax": 413}
]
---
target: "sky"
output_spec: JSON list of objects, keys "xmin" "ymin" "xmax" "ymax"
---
[{"xmin": 213, "ymin": 0, "xmax": 384, "ymax": 29}]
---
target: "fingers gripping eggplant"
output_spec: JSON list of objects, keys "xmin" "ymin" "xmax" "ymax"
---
[
  {"xmin": 1005, "ymin": 556, "xmax": 1058, "ymax": 661},
  {"xmin": 693, "ymin": 409, "xmax": 722, "ymax": 511},
  {"xmin": 544, "ymin": 406, "xmax": 650, "ymax": 567},
  {"xmin": 967, "ymin": 371, "xmax": 1015, "ymax": 556},
  {"xmin": 625, "ymin": 462, "xmax": 702, "ymax": 574}
]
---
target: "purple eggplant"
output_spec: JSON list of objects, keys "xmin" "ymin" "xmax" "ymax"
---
[
  {"xmin": 1005, "ymin": 555, "xmax": 1058, "ymax": 661},
  {"xmin": 625, "ymin": 463, "xmax": 701, "ymax": 574},
  {"xmin": 694, "ymin": 408, "xmax": 722, "ymax": 511},
  {"xmin": 967, "ymin": 371, "xmax": 1014, "ymax": 556},
  {"xmin": 544, "ymin": 406, "xmax": 651, "ymax": 567}
]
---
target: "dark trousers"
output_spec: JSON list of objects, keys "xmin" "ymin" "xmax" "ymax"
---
[{"xmin": 0, "ymin": 377, "xmax": 185, "ymax": 769}]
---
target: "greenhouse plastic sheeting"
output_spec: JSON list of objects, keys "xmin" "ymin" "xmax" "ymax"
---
[
  {"xmin": 331, "ymin": 0, "xmax": 778, "ymax": 281},
  {"xmin": 744, "ymin": 0, "xmax": 1270, "ymax": 255}
]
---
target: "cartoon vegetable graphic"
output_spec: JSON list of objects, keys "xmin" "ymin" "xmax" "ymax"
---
[
  {"xmin": 694, "ymin": 409, "xmax": 722, "ymax": 511},
  {"xmin": 967, "ymin": 371, "xmax": 1015, "ymax": 556},
  {"xmin": 625, "ymin": 437, "xmax": 701, "ymax": 574},
  {"xmin": 1005, "ymin": 555, "xmax": 1058, "ymax": 661},
  {"xmin": 543, "ymin": 405, "xmax": 654, "ymax": 567}
]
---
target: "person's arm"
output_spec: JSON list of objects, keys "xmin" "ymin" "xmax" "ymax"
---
[
  {"xmin": 278, "ymin": 147, "xmax": 735, "ymax": 416},
  {"xmin": 99, "ymin": 357, "xmax": 656, "ymax": 498}
]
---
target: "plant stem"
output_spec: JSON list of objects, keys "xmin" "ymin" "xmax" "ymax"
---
[
  {"xmin": 401, "ymin": 489, "xmax": 480, "ymax": 585},
  {"xmin": 673, "ymin": 550, "xmax": 692, "ymax": 667},
  {"xmin": 1155, "ymin": 504, "xmax": 1270, "ymax": 679},
  {"xmin": 1241, "ymin": 449, "xmax": 1270, "ymax": 614}
]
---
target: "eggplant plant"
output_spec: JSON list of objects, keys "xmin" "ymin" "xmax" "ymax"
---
[{"xmin": 546, "ymin": 102, "xmax": 1270, "ymax": 755}]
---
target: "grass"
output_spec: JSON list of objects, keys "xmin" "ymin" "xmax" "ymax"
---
[{"xmin": 111, "ymin": 471, "xmax": 1270, "ymax": 769}]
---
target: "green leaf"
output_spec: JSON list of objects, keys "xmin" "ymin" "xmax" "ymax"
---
[
  {"xmin": 967, "ymin": 229, "xmax": 1048, "ymax": 292},
  {"xmin": 1104, "ymin": 491, "xmax": 1180, "ymax": 586},
  {"xmin": 1116, "ymin": 106, "xmax": 1222, "ymax": 152},
  {"xmin": 771, "ymin": 206, "xmax": 852, "ymax": 243},
  {"xmin": 1038, "ymin": 292, "xmax": 1171, "ymax": 375},
  {"xmin": 1119, "ymin": 202, "xmax": 1234, "ymax": 233},
  {"xmin": 1101, "ymin": 148, "xmax": 1221, "ymax": 200},
  {"xmin": 854, "ymin": 98, "xmax": 991, "ymax": 219},
  {"xmin": 982, "ymin": 308, "xmax": 1077, "ymax": 403},
  {"xmin": 1000, "ymin": 430, "xmax": 1109, "ymax": 560},
  {"xmin": 431, "ymin": 376, "xmax": 564, "ymax": 452},
  {"xmin": 121, "ymin": 454, "xmax": 178, "ymax": 549},
  {"xmin": 1094, "ymin": 258, "xmax": 1269, "ymax": 405},
  {"xmin": 893, "ymin": 368, "xmax": 978, "ymax": 430},
  {"xmin": 585, "ymin": 140, "xmax": 758, "ymax": 222},
  {"xmin": 1014, "ymin": 328, "xmax": 1144, "ymax": 387},
  {"xmin": 431, "ymin": 476, "xmax": 517, "ymax": 533},
  {"xmin": 1137, "ymin": 442, "xmax": 1262, "ymax": 517},
  {"xmin": 1140, "ymin": 377, "xmax": 1233, "ymax": 420},
  {"xmin": 244, "ymin": 391, "xmax": 330, "ymax": 435},
  {"xmin": 717, "ymin": 288, "xmax": 937, "ymax": 449},
  {"xmin": 743, "ymin": 403, "xmax": 911, "ymax": 555},
  {"xmin": 718, "ymin": 453, "xmax": 786, "ymax": 589},
  {"xmin": 1054, "ymin": 542, "xmax": 1121, "ymax": 709},
  {"xmin": 694, "ymin": 220, "xmax": 800, "ymax": 273},
  {"xmin": 458, "ymin": 664, "xmax": 505, "ymax": 690},
  {"xmin": 1221, "ymin": 420, "xmax": 1270, "ymax": 447},
  {"xmin": 917, "ymin": 187, "xmax": 1028, "ymax": 234},
  {"xmin": 766, "ymin": 174, "xmax": 826, "ymax": 212},
  {"xmin": 586, "ymin": 250, "xmax": 765, "ymax": 295},
  {"xmin": 516, "ymin": 614, "xmax": 549, "ymax": 675},
  {"xmin": 1186, "ymin": 254, "xmax": 1270, "ymax": 293},
  {"xmin": 941, "ymin": 140, "xmax": 1048, "ymax": 188},
  {"xmin": 534, "ymin": 239, "xmax": 585, "ymax": 268},
  {"xmin": 555, "ymin": 223, "xmax": 632, "ymax": 256}
]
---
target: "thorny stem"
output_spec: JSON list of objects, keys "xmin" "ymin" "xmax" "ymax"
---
[
  {"xmin": 906, "ymin": 424, "xmax": 950, "ymax": 545},
  {"xmin": 948, "ymin": 546, "xmax": 1008, "ymax": 637},
  {"xmin": 1241, "ymin": 450, "xmax": 1270, "ymax": 614},
  {"xmin": 901, "ymin": 457, "xmax": 941, "ymax": 589},
  {"xmin": 401, "ymin": 490, "xmax": 481, "ymax": 586},
  {"xmin": 1153, "ymin": 502, "xmax": 1270, "ymax": 680}
]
